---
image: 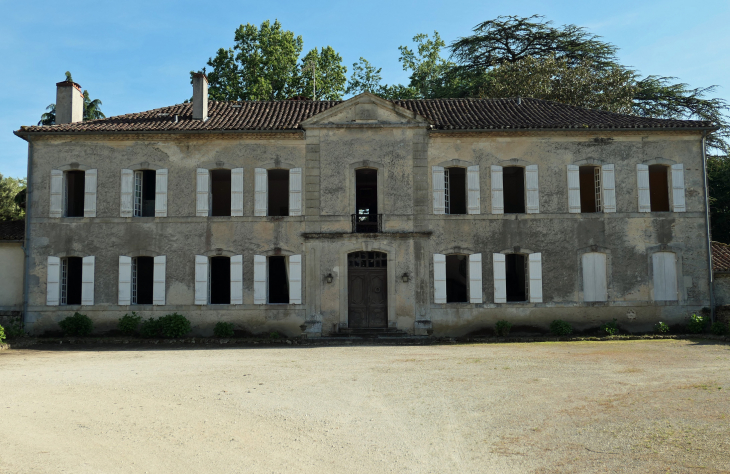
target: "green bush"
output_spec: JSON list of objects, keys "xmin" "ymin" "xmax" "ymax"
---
[
  {"xmin": 4, "ymin": 321, "xmax": 24, "ymax": 339},
  {"xmin": 710, "ymin": 321, "xmax": 729, "ymax": 336},
  {"xmin": 139, "ymin": 318, "xmax": 161, "ymax": 338},
  {"xmin": 687, "ymin": 313, "xmax": 706, "ymax": 334},
  {"xmin": 58, "ymin": 312, "xmax": 93, "ymax": 337},
  {"xmin": 600, "ymin": 318, "xmax": 619, "ymax": 336},
  {"xmin": 654, "ymin": 321, "xmax": 670, "ymax": 334},
  {"xmin": 118, "ymin": 312, "xmax": 142, "ymax": 336},
  {"xmin": 495, "ymin": 320, "xmax": 512, "ymax": 337},
  {"xmin": 0, "ymin": 324, "xmax": 5, "ymax": 343},
  {"xmin": 158, "ymin": 313, "xmax": 191, "ymax": 338},
  {"xmin": 549, "ymin": 319, "xmax": 573, "ymax": 336},
  {"xmin": 213, "ymin": 322, "xmax": 234, "ymax": 338},
  {"xmin": 269, "ymin": 331, "xmax": 282, "ymax": 339}
]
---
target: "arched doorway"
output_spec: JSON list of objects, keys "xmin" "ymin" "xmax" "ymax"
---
[{"xmin": 348, "ymin": 251, "xmax": 388, "ymax": 328}]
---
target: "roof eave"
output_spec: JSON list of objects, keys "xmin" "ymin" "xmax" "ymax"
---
[
  {"xmin": 14, "ymin": 128, "xmax": 306, "ymax": 139},
  {"xmin": 428, "ymin": 125, "xmax": 720, "ymax": 133}
]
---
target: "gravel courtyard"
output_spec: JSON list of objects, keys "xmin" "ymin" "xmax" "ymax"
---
[{"xmin": 1, "ymin": 340, "xmax": 728, "ymax": 474}]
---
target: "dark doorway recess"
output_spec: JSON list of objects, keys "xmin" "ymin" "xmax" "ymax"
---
[
  {"xmin": 503, "ymin": 167, "xmax": 525, "ymax": 214},
  {"xmin": 210, "ymin": 256, "xmax": 231, "ymax": 304},
  {"xmin": 355, "ymin": 169, "xmax": 379, "ymax": 232},
  {"xmin": 506, "ymin": 254, "xmax": 527, "ymax": 302},
  {"xmin": 268, "ymin": 170, "xmax": 289, "ymax": 217},
  {"xmin": 446, "ymin": 167, "xmax": 467, "ymax": 215},
  {"xmin": 134, "ymin": 256, "xmax": 154, "ymax": 305},
  {"xmin": 446, "ymin": 254, "xmax": 468, "ymax": 302},
  {"xmin": 649, "ymin": 165, "xmax": 670, "ymax": 212},
  {"xmin": 268, "ymin": 256, "xmax": 289, "ymax": 304},
  {"xmin": 66, "ymin": 170, "xmax": 85, "ymax": 217},
  {"xmin": 64, "ymin": 257, "xmax": 83, "ymax": 305},
  {"xmin": 211, "ymin": 169, "xmax": 232, "ymax": 216},
  {"xmin": 579, "ymin": 166, "xmax": 600, "ymax": 213},
  {"xmin": 140, "ymin": 170, "xmax": 157, "ymax": 217},
  {"xmin": 348, "ymin": 252, "xmax": 387, "ymax": 328}
]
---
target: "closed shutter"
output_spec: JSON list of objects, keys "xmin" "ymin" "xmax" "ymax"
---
[
  {"xmin": 468, "ymin": 253, "xmax": 483, "ymax": 304},
  {"xmin": 432, "ymin": 166, "xmax": 445, "ymax": 215},
  {"xmin": 196, "ymin": 168, "xmax": 209, "ymax": 217},
  {"xmin": 528, "ymin": 253, "xmax": 543, "ymax": 303},
  {"xmin": 194, "ymin": 255, "xmax": 208, "ymax": 305},
  {"xmin": 582, "ymin": 253, "xmax": 607, "ymax": 302},
  {"xmin": 567, "ymin": 165, "xmax": 581, "ymax": 213},
  {"xmin": 491, "ymin": 165, "xmax": 504, "ymax": 214},
  {"xmin": 231, "ymin": 168, "xmax": 244, "ymax": 217},
  {"xmin": 230, "ymin": 254, "xmax": 243, "ymax": 304},
  {"xmin": 602, "ymin": 164, "xmax": 616, "ymax": 213},
  {"xmin": 652, "ymin": 252, "xmax": 678, "ymax": 301},
  {"xmin": 671, "ymin": 163, "xmax": 686, "ymax": 212},
  {"xmin": 289, "ymin": 254, "xmax": 302, "ymax": 304},
  {"xmin": 493, "ymin": 253, "xmax": 506, "ymax": 303},
  {"xmin": 120, "ymin": 169, "xmax": 134, "ymax": 217},
  {"xmin": 155, "ymin": 169, "xmax": 168, "ymax": 217},
  {"xmin": 254, "ymin": 168, "xmax": 267, "ymax": 216},
  {"xmin": 118, "ymin": 256, "xmax": 132, "ymax": 305},
  {"xmin": 254, "ymin": 255, "xmax": 267, "ymax": 304},
  {"xmin": 637, "ymin": 164, "xmax": 650, "ymax": 212},
  {"xmin": 84, "ymin": 169, "xmax": 97, "ymax": 218},
  {"xmin": 81, "ymin": 256, "xmax": 95, "ymax": 305},
  {"xmin": 467, "ymin": 165, "xmax": 481, "ymax": 215},
  {"xmin": 289, "ymin": 168, "xmax": 303, "ymax": 217},
  {"xmin": 153, "ymin": 256, "xmax": 166, "ymax": 305},
  {"xmin": 433, "ymin": 254, "xmax": 446, "ymax": 303},
  {"xmin": 50, "ymin": 170, "xmax": 63, "ymax": 218},
  {"xmin": 46, "ymin": 256, "xmax": 61, "ymax": 305},
  {"xmin": 526, "ymin": 165, "xmax": 539, "ymax": 213}
]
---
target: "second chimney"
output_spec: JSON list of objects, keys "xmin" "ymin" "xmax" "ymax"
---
[
  {"xmin": 192, "ymin": 73, "xmax": 208, "ymax": 121},
  {"xmin": 55, "ymin": 81, "xmax": 84, "ymax": 124}
]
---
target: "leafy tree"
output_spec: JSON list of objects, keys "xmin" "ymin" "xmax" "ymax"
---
[
  {"xmin": 38, "ymin": 103, "xmax": 55, "ymax": 126},
  {"xmin": 346, "ymin": 58, "xmax": 418, "ymax": 99},
  {"xmin": 37, "ymin": 71, "xmax": 105, "ymax": 124},
  {"xmin": 708, "ymin": 156, "xmax": 730, "ymax": 243},
  {"xmin": 299, "ymin": 46, "xmax": 348, "ymax": 100},
  {"xmin": 0, "ymin": 175, "xmax": 26, "ymax": 221}
]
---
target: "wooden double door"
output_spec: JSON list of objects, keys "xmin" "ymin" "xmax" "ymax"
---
[{"xmin": 348, "ymin": 252, "xmax": 388, "ymax": 328}]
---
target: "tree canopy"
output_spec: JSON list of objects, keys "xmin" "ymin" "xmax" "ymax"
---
[{"xmin": 0, "ymin": 175, "xmax": 26, "ymax": 221}]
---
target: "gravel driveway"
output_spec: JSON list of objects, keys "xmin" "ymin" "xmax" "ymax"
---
[{"xmin": 1, "ymin": 340, "xmax": 728, "ymax": 473}]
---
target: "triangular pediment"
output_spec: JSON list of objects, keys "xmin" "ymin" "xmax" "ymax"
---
[{"xmin": 300, "ymin": 92, "xmax": 431, "ymax": 128}]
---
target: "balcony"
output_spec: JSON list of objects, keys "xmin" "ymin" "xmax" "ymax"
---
[{"xmin": 351, "ymin": 213, "xmax": 382, "ymax": 233}]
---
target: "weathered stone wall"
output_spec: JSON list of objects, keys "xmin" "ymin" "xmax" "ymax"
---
[{"xmin": 0, "ymin": 242, "xmax": 24, "ymax": 311}]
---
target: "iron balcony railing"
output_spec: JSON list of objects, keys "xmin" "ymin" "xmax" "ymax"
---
[{"xmin": 351, "ymin": 213, "xmax": 382, "ymax": 233}]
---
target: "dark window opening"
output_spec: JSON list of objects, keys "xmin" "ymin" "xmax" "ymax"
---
[
  {"xmin": 134, "ymin": 170, "xmax": 157, "ymax": 217},
  {"xmin": 445, "ymin": 167, "xmax": 467, "ymax": 215},
  {"xmin": 445, "ymin": 254, "xmax": 468, "ymax": 303},
  {"xmin": 65, "ymin": 170, "xmax": 85, "ymax": 217},
  {"xmin": 579, "ymin": 166, "xmax": 601, "ymax": 213},
  {"xmin": 210, "ymin": 256, "xmax": 231, "ymax": 304},
  {"xmin": 210, "ymin": 169, "xmax": 232, "ymax": 216},
  {"xmin": 503, "ymin": 167, "xmax": 525, "ymax": 214},
  {"xmin": 649, "ymin": 165, "xmax": 670, "ymax": 212},
  {"xmin": 268, "ymin": 169, "xmax": 289, "ymax": 217},
  {"xmin": 506, "ymin": 254, "xmax": 527, "ymax": 302},
  {"xmin": 268, "ymin": 256, "xmax": 289, "ymax": 304},
  {"xmin": 133, "ymin": 256, "xmax": 154, "ymax": 304},
  {"xmin": 355, "ymin": 169, "xmax": 379, "ymax": 232},
  {"xmin": 62, "ymin": 257, "xmax": 83, "ymax": 305}
]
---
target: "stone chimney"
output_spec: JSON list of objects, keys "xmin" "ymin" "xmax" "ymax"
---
[
  {"xmin": 192, "ymin": 73, "xmax": 208, "ymax": 121},
  {"xmin": 55, "ymin": 81, "xmax": 84, "ymax": 124}
]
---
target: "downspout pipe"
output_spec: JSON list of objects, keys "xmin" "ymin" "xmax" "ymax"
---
[
  {"xmin": 701, "ymin": 130, "xmax": 715, "ymax": 323},
  {"xmin": 22, "ymin": 140, "xmax": 33, "ymax": 333}
]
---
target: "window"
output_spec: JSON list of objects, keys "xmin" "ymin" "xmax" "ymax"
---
[
  {"xmin": 433, "ymin": 253, "xmax": 482, "ymax": 304},
  {"xmin": 503, "ymin": 167, "xmax": 525, "ymax": 214},
  {"xmin": 210, "ymin": 169, "xmax": 232, "ymax": 216},
  {"xmin": 445, "ymin": 168, "xmax": 467, "ymax": 215},
  {"xmin": 267, "ymin": 170, "xmax": 289, "ymax": 217},
  {"xmin": 253, "ymin": 254, "xmax": 302, "ymax": 305},
  {"xmin": 133, "ymin": 170, "xmax": 156, "ymax": 217},
  {"xmin": 582, "ymin": 253, "xmax": 607, "ymax": 302},
  {"xmin": 131, "ymin": 256, "xmax": 154, "ymax": 304},
  {"xmin": 652, "ymin": 252, "xmax": 678, "ymax": 301},
  {"xmin": 194, "ymin": 255, "xmax": 242, "ymax": 305},
  {"xmin": 649, "ymin": 165, "xmax": 670, "ymax": 212},
  {"xmin": 506, "ymin": 254, "xmax": 527, "ymax": 302},
  {"xmin": 61, "ymin": 257, "xmax": 83, "ymax": 305},
  {"xmin": 579, "ymin": 166, "xmax": 602, "ymax": 213},
  {"xmin": 445, "ymin": 254, "xmax": 468, "ymax": 302},
  {"xmin": 65, "ymin": 170, "xmax": 85, "ymax": 217},
  {"xmin": 355, "ymin": 169, "xmax": 380, "ymax": 232},
  {"xmin": 210, "ymin": 256, "xmax": 231, "ymax": 304},
  {"xmin": 268, "ymin": 256, "xmax": 289, "ymax": 303}
]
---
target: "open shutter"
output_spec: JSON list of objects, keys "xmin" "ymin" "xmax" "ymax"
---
[
  {"xmin": 525, "ymin": 165, "xmax": 539, "ymax": 213},
  {"xmin": 637, "ymin": 164, "xmax": 650, "ymax": 212},
  {"xmin": 81, "ymin": 256, "xmax": 95, "ymax": 305},
  {"xmin": 493, "ymin": 254, "xmax": 506, "ymax": 303},
  {"xmin": 254, "ymin": 168, "xmax": 267, "ymax": 216},
  {"xmin": 46, "ymin": 256, "xmax": 61, "ymax": 305},
  {"xmin": 671, "ymin": 163, "xmax": 686, "ymax": 212},
  {"xmin": 231, "ymin": 168, "xmax": 244, "ymax": 217},
  {"xmin": 468, "ymin": 253, "xmax": 483, "ymax": 304},
  {"xmin": 653, "ymin": 252, "xmax": 678, "ymax": 301},
  {"xmin": 582, "ymin": 253, "xmax": 607, "ymax": 302},
  {"xmin": 491, "ymin": 165, "xmax": 504, "ymax": 214},
  {"xmin": 120, "ymin": 169, "xmax": 134, "ymax": 217},
  {"xmin": 567, "ymin": 165, "xmax": 581, "ymax": 213},
  {"xmin": 155, "ymin": 169, "xmax": 168, "ymax": 217},
  {"xmin": 196, "ymin": 168, "xmax": 209, "ymax": 217},
  {"xmin": 528, "ymin": 253, "xmax": 543, "ymax": 303},
  {"xmin": 254, "ymin": 255, "xmax": 267, "ymax": 304},
  {"xmin": 289, "ymin": 254, "xmax": 302, "ymax": 304},
  {"xmin": 289, "ymin": 168, "xmax": 302, "ymax": 217},
  {"xmin": 50, "ymin": 170, "xmax": 63, "ymax": 218},
  {"xmin": 467, "ymin": 165, "xmax": 481, "ymax": 215},
  {"xmin": 433, "ymin": 254, "xmax": 446, "ymax": 303},
  {"xmin": 432, "ymin": 166, "xmax": 445, "ymax": 215},
  {"xmin": 194, "ymin": 255, "xmax": 208, "ymax": 305},
  {"xmin": 230, "ymin": 254, "xmax": 243, "ymax": 305},
  {"xmin": 83, "ymin": 169, "xmax": 97, "ymax": 217},
  {"xmin": 153, "ymin": 256, "xmax": 166, "ymax": 305},
  {"xmin": 118, "ymin": 256, "xmax": 132, "ymax": 305},
  {"xmin": 602, "ymin": 164, "xmax": 616, "ymax": 213}
]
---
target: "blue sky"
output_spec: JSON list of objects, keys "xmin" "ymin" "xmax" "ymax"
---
[{"xmin": 2, "ymin": 0, "xmax": 729, "ymax": 178}]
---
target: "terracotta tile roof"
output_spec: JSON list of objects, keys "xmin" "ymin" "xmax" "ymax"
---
[
  {"xmin": 16, "ymin": 97, "xmax": 715, "ymax": 135},
  {"xmin": 0, "ymin": 220, "xmax": 24, "ymax": 241},
  {"xmin": 712, "ymin": 241, "xmax": 730, "ymax": 272}
]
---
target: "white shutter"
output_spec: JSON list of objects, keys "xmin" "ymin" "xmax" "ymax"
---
[
  {"xmin": 653, "ymin": 252, "xmax": 678, "ymax": 301},
  {"xmin": 83, "ymin": 169, "xmax": 97, "ymax": 218},
  {"xmin": 254, "ymin": 255, "xmax": 267, "ymax": 304},
  {"xmin": 493, "ymin": 253, "xmax": 506, "ymax": 303},
  {"xmin": 432, "ymin": 166, "xmax": 445, "ymax": 215},
  {"xmin": 46, "ymin": 256, "xmax": 61, "ymax": 305},
  {"xmin": 289, "ymin": 168, "xmax": 302, "ymax": 217},
  {"xmin": 528, "ymin": 253, "xmax": 543, "ymax": 303},
  {"xmin": 118, "ymin": 256, "xmax": 132, "ymax": 305},
  {"xmin": 196, "ymin": 168, "xmax": 210, "ymax": 217},
  {"xmin": 289, "ymin": 254, "xmax": 302, "ymax": 304},
  {"xmin": 468, "ymin": 253, "xmax": 483, "ymax": 304},
  {"xmin": 50, "ymin": 170, "xmax": 63, "ymax": 218},
  {"xmin": 120, "ymin": 169, "xmax": 134, "ymax": 217},
  {"xmin": 567, "ymin": 165, "xmax": 581, "ymax": 213},
  {"xmin": 467, "ymin": 165, "xmax": 481, "ymax": 215},
  {"xmin": 433, "ymin": 254, "xmax": 446, "ymax": 304},
  {"xmin": 671, "ymin": 163, "xmax": 686, "ymax": 212},
  {"xmin": 81, "ymin": 256, "xmax": 95, "ymax": 305},
  {"xmin": 194, "ymin": 255, "xmax": 208, "ymax": 305},
  {"xmin": 637, "ymin": 164, "xmax": 650, "ymax": 212},
  {"xmin": 491, "ymin": 165, "xmax": 504, "ymax": 214},
  {"xmin": 525, "ymin": 165, "xmax": 539, "ymax": 214},
  {"xmin": 230, "ymin": 255, "xmax": 243, "ymax": 304},
  {"xmin": 582, "ymin": 253, "xmax": 607, "ymax": 302},
  {"xmin": 153, "ymin": 256, "xmax": 166, "ymax": 305},
  {"xmin": 602, "ymin": 164, "xmax": 616, "ymax": 213},
  {"xmin": 254, "ymin": 168, "xmax": 268, "ymax": 216},
  {"xmin": 155, "ymin": 169, "xmax": 168, "ymax": 217},
  {"xmin": 231, "ymin": 168, "xmax": 244, "ymax": 217}
]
